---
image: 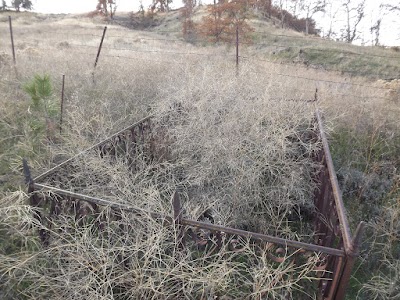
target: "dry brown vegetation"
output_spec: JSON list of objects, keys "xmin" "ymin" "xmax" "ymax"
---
[{"xmin": 0, "ymin": 10, "xmax": 399, "ymax": 299}]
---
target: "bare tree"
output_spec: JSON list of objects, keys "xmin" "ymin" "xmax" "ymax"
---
[
  {"xmin": 341, "ymin": 0, "xmax": 366, "ymax": 43},
  {"xmin": 298, "ymin": 0, "xmax": 326, "ymax": 34},
  {"xmin": 256, "ymin": 0, "xmax": 272, "ymax": 18},
  {"xmin": 289, "ymin": 0, "xmax": 301, "ymax": 17},
  {"xmin": 11, "ymin": 0, "xmax": 32, "ymax": 12},
  {"xmin": 370, "ymin": 19, "xmax": 381, "ymax": 46},
  {"xmin": 323, "ymin": 0, "xmax": 340, "ymax": 39},
  {"xmin": 150, "ymin": 0, "xmax": 173, "ymax": 12},
  {"xmin": 109, "ymin": 0, "xmax": 117, "ymax": 18},
  {"xmin": 381, "ymin": 3, "xmax": 400, "ymax": 12},
  {"xmin": 372, "ymin": 2, "xmax": 400, "ymax": 46},
  {"xmin": 96, "ymin": 0, "xmax": 117, "ymax": 18},
  {"xmin": 1, "ymin": 0, "xmax": 6, "ymax": 10},
  {"xmin": 182, "ymin": 0, "xmax": 196, "ymax": 40},
  {"xmin": 273, "ymin": 0, "xmax": 289, "ymax": 28},
  {"xmin": 369, "ymin": 3, "xmax": 390, "ymax": 47},
  {"xmin": 96, "ymin": 0, "xmax": 108, "ymax": 15}
]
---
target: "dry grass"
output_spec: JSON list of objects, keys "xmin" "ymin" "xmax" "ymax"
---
[
  {"xmin": 0, "ymin": 11, "xmax": 399, "ymax": 300},
  {"xmin": 0, "ymin": 193, "xmax": 322, "ymax": 299}
]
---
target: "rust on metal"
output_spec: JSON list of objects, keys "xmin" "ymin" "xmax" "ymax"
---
[
  {"xmin": 172, "ymin": 191, "xmax": 181, "ymax": 222},
  {"xmin": 172, "ymin": 191, "xmax": 185, "ymax": 248},
  {"xmin": 181, "ymin": 218, "xmax": 345, "ymax": 257},
  {"xmin": 316, "ymin": 109, "xmax": 352, "ymax": 252},
  {"xmin": 33, "ymin": 183, "xmax": 172, "ymax": 223},
  {"xmin": 23, "ymin": 159, "xmax": 49, "ymax": 245},
  {"xmin": 326, "ymin": 256, "xmax": 345, "ymax": 299},
  {"xmin": 28, "ymin": 110, "xmax": 364, "ymax": 299},
  {"xmin": 334, "ymin": 222, "xmax": 365, "ymax": 300},
  {"xmin": 34, "ymin": 115, "xmax": 152, "ymax": 182}
]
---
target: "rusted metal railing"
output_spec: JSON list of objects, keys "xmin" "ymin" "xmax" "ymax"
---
[
  {"xmin": 313, "ymin": 109, "xmax": 365, "ymax": 299},
  {"xmin": 24, "ymin": 110, "xmax": 364, "ymax": 300}
]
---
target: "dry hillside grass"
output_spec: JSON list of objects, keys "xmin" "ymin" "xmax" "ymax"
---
[{"xmin": 0, "ymin": 11, "xmax": 399, "ymax": 299}]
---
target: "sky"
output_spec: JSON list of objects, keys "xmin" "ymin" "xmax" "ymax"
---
[
  {"xmin": 6, "ymin": 0, "xmax": 400, "ymax": 46},
  {"xmin": 313, "ymin": 0, "xmax": 399, "ymax": 46},
  {"xmin": 32, "ymin": 0, "xmax": 161, "ymax": 14}
]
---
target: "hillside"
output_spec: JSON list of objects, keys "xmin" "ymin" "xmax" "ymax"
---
[
  {"xmin": 124, "ymin": 7, "xmax": 400, "ymax": 81},
  {"xmin": 0, "ymin": 9, "xmax": 399, "ymax": 299}
]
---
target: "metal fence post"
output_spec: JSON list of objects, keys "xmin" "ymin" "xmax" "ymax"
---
[
  {"xmin": 94, "ymin": 26, "xmax": 107, "ymax": 69},
  {"xmin": 92, "ymin": 26, "xmax": 107, "ymax": 82},
  {"xmin": 8, "ymin": 16, "xmax": 16, "ymax": 65},
  {"xmin": 172, "ymin": 191, "xmax": 185, "ymax": 248},
  {"xmin": 334, "ymin": 221, "xmax": 365, "ymax": 300},
  {"xmin": 236, "ymin": 22, "xmax": 239, "ymax": 75},
  {"xmin": 60, "ymin": 74, "xmax": 65, "ymax": 134},
  {"xmin": 23, "ymin": 159, "xmax": 49, "ymax": 246}
]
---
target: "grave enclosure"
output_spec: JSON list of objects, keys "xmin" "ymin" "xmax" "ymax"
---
[{"xmin": 24, "ymin": 110, "xmax": 364, "ymax": 300}]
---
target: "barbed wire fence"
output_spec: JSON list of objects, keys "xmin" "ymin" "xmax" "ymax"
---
[{"xmin": 2, "ymin": 15, "xmax": 399, "ymax": 132}]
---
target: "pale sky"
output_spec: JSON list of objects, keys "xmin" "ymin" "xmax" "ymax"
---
[
  {"xmin": 32, "ymin": 0, "xmax": 167, "ymax": 13},
  {"xmin": 5, "ymin": 0, "xmax": 400, "ymax": 46}
]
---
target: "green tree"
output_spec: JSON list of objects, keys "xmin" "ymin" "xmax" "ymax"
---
[{"xmin": 23, "ymin": 74, "xmax": 58, "ymax": 140}]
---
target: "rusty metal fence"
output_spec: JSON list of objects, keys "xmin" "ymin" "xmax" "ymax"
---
[{"xmin": 23, "ymin": 110, "xmax": 364, "ymax": 300}]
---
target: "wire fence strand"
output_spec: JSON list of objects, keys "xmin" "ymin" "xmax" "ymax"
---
[{"xmin": 1, "ymin": 22, "xmax": 398, "ymax": 99}]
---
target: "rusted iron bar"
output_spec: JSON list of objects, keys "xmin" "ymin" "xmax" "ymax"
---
[
  {"xmin": 23, "ymin": 159, "xmax": 49, "ymax": 245},
  {"xmin": 8, "ymin": 16, "xmax": 16, "ymax": 64},
  {"xmin": 33, "ymin": 183, "xmax": 172, "ymax": 223},
  {"xmin": 23, "ymin": 158, "xmax": 33, "ymax": 185},
  {"xmin": 32, "ymin": 182, "xmax": 344, "ymax": 257},
  {"xmin": 34, "ymin": 115, "xmax": 153, "ymax": 181},
  {"xmin": 326, "ymin": 256, "xmax": 345, "ymax": 299},
  {"xmin": 172, "ymin": 191, "xmax": 185, "ymax": 248},
  {"xmin": 334, "ymin": 221, "xmax": 365, "ymax": 300},
  {"xmin": 181, "ymin": 218, "xmax": 345, "ymax": 257},
  {"xmin": 60, "ymin": 74, "xmax": 65, "ymax": 134},
  {"xmin": 315, "ymin": 109, "xmax": 352, "ymax": 252},
  {"xmin": 94, "ymin": 26, "xmax": 107, "ymax": 69},
  {"xmin": 172, "ymin": 191, "xmax": 181, "ymax": 222}
]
